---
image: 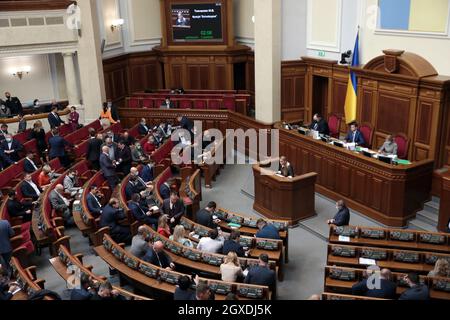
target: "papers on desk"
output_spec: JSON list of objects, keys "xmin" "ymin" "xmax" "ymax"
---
[
  {"xmin": 243, "ymin": 269, "xmax": 249, "ymax": 277},
  {"xmin": 228, "ymin": 223, "xmax": 241, "ymax": 229},
  {"xmin": 359, "ymin": 258, "xmax": 377, "ymax": 266},
  {"xmin": 191, "ymin": 234, "xmax": 200, "ymax": 239},
  {"xmin": 338, "ymin": 235, "xmax": 351, "ymax": 242},
  {"xmin": 11, "ymin": 288, "xmax": 22, "ymax": 295}
]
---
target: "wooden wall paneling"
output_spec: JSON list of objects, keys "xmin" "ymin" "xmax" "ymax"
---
[
  {"xmin": 0, "ymin": 0, "xmax": 74, "ymax": 11},
  {"xmin": 281, "ymin": 61, "xmax": 307, "ymax": 121}
]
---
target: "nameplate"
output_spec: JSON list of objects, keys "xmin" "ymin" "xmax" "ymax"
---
[
  {"xmin": 338, "ymin": 236, "xmax": 351, "ymax": 242},
  {"xmin": 359, "ymin": 258, "xmax": 376, "ymax": 266}
]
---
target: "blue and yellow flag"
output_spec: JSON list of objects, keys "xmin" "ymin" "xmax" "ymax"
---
[{"xmin": 344, "ymin": 31, "xmax": 360, "ymax": 123}]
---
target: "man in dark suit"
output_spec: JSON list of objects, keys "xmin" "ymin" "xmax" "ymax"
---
[
  {"xmin": 0, "ymin": 124, "xmax": 8, "ymax": 142},
  {"xmin": 174, "ymin": 276, "xmax": 196, "ymax": 300},
  {"xmin": 99, "ymin": 198, "xmax": 131, "ymax": 245},
  {"xmin": 6, "ymin": 190, "xmax": 33, "ymax": 222},
  {"xmin": 125, "ymin": 175, "xmax": 147, "ymax": 200},
  {"xmin": 21, "ymin": 174, "xmax": 42, "ymax": 201},
  {"xmin": 162, "ymin": 192, "xmax": 185, "ymax": 226},
  {"xmin": 327, "ymin": 200, "xmax": 350, "ymax": 226},
  {"xmin": 159, "ymin": 179, "xmax": 172, "ymax": 201},
  {"xmin": 277, "ymin": 156, "xmax": 294, "ymax": 178},
  {"xmin": 138, "ymin": 118, "xmax": 150, "ymax": 136},
  {"xmin": 256, "ymin": 219, "xmax": 280, "ymax": 240},
  {"xmin": 100, "ymin": 146, "xmax": 118, "ymax": 189},
  {"xmin": 86, "ymin": 185, "xmax": 104, "ymax": 218},
  {"xmin": 70, "ymin": 273, "xmax": 95, "ymax": 301},
  {"xmin": 0, "ymin": 219, "xmax": 14, "ymax": 274},
  {"xmin": 115, "ymin": 140, "xmax": 132, "ymax": 176},
  {"xmin": 0, "ymin": 148, "xmax": 14, "ymax": 171},
  {"xmin": 222, "ymin": 230, "xmax": 246, "ymax": 257},
  {"xmin": 142, "ymin": 241, "xmax": 175, "ymax": 270},
  {"xmin": 48, "ymin": 129, "xmax": 72, "ymax": 168},
  {"xmin": 48, "ymin": 106, "xmax": 65, "ymax": 129},
  {"xmin": 24, "ymin": 152, "xmax": 39, "ymax": 173},
  {"xmin": 86, "ymin": 129, "xmax": 103, "ymax": 170},
  {"xmin": 177, "ymin": 116, "xmax": 195, "ymax": 133},
  {"xmin": 101, "ymin": 137, "xmax": 118, "ymax": 161},
  {"xmin": 309, "ymin": 113, "xmax": 330, "ymax": 136},
  {"xmin": 244, "ymin": 254, "xmax": 275, "ymax": 289},
  {"xmin": 398, "ymin": 273, "xmax": 430, "ymax": 300},
  {"xmin": 4, "ymin": 92, "xmax": 22, "ymax": 116},
  {"xmin": 345, "ymin": 122, "xmax": 365, "ymax": 146},
  {"xmin": 141, "ymin": 162, "xmax": 154, "ymax": 183},
  {"xmin": 120, "ymin": 131, "xmax": 135, "ymax": 147},
  {"xmin": 351, "ymin": 268, "xmax": 397, "ymax": 299},
  {"xmin": 0, "ymin": 134, "xmax": 23, "ymax": 162},
  {"xmin": 128, "ymin": 194, "xmax": 159, "ymax": 229},
  {"xmin": 196, "ymin": 201, "xmax": 220, "ymax": 229},
  {"xmin": 160, "ymin": 97, "xmax": 175, "ymax": 109}
]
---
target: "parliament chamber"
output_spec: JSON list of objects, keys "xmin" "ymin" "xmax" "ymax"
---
[{"xmin": 0, "ymin": 0, "xmax": 450, "ymax": 309}]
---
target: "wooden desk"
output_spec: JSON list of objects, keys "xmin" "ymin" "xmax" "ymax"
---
[
  {"xmin": 275, "ymin": 124, "xmax": 435, "ymax": 227},
  {"xmin": 252, "ymin": 163, "xmax": 317, "ymax": 224},
  {"xmin": 439, "ymin": 172, "xmax": 450, "ymax": 232}
]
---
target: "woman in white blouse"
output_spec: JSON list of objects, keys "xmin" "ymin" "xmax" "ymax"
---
[{"xmin": 220, "ymin": 252, "xmax": 243, "ymax": 282}]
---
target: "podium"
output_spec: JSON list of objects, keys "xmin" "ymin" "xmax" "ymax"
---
[{"xmin": 252, "ymin": 163, "xmax": 317, "ymax": 225}]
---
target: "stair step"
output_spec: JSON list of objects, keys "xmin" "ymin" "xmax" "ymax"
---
[
  {"xmin": 424, "ymin": 201, "xmax": 440, "ymax": 215},
  {"xmin": 431, "ymin": 196, "xmax": 440, "ymax": 204},
  {"xmin": 408, "ymin": 219, "xmax": 437, "ymax": 232},
  {"xmin": 416, "ymin": 210, "xmax": 439, "ymax": 225}
]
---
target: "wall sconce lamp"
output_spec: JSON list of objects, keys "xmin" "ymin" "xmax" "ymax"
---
[
  {"xmin": 10, "ymin": 66, "xmax": 31, "ymax": 80},
  {"xmin": 111, "ymin": 19, "xmax": 124, "ymax": 32}
]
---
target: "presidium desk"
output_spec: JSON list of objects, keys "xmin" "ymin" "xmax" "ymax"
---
[{"xmin": 273, "ymin": 122, "xmax": 435, "ymax": 227}]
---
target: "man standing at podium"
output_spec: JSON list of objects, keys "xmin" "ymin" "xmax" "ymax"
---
[
  {"xmin": 309, "ymin": 113, "xmax": 330, "ymax": 136},
  {"xmin": 277, "ymin": 156, "xmax": 294, "ymax": 178}
]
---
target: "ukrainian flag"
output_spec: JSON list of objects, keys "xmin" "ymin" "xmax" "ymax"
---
[{"xmin": 344, "ymin": 31, "xmax": 359, "ymax": 124}]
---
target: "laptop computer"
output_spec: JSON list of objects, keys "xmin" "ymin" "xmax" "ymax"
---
[
  {"xmin": 378, "ymin": 155, "xmax": 393, "ymax": 164},
  {"xmin": 362, "ymin": 150, "xmax": 373, "ymax": 158}
]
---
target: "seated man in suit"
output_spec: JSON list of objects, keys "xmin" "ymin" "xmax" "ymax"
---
[
  {"xmin": 196, "ymin": 201, "xmax": 220, "ymax": 229},
  {"xmin": 345, "ymin": 122, "xmax": 365, "ymax": 146},
  {"xmin": 160, "ymin": 97, "xmax": 175, "ymax": 109},
  {"xmin": 86, "ymin": 185, "xmax": 104, "ymax": 218},
  {"xmin": 309, "ymin": 113, "xmax": 330, "ymax": 136},
  {"xmin": 99, "ymin": 198, "xmax": 131, "ymax": 245},
  {"xmin": 174, "ymin": 276, "xmax": 196, "ymax": 301},
  {"xmin": 256, "ymin": 219, "xmax": 280, "ymax": 240},
  {"xmin": 0, "ymin": 134, "xmax": 23, "ymax": 162},
  {"xmin": 130, "ymin": 167, "xmax": 152, "ymax": 189},
  {"xmin": 49, "ymin": 184, "xmax": 74, "ymax": 227},
  {"xmin": 47, "ymin": 106, "xmax": 65, "ymax": 129},
  {"xmin": 6, "ymin": 190, "xmax": 33, "ymax": 222},
  {"xmin": 125, "ymin": 175, "xmax": 146, "ymax": 201},
  {"xmin": 222, "ymin": 230, "xmax": 246, "ymax": 257},
  {"xmin": 63, "ymin": 170, "xmax": 80, "ymax": 197},
  {"xmin": 141, "ymin": 161, "xmax": 155, "ymax": 183},
  {"xmin": 24, "ymin": 152, "xmax": 39, "ymax": 173},
  {"xmin": 327, "ymin": 200, "xmax": 350, "ymax": 226},
  {"xmin": 48, "ymin": 129, "xmax": 73, "ymax": 168},
  {"xmin": 21, "ymin": 173, "xmax": 42, "ymax": 201},
  {"xmin": 128, "ymin": 193, "xmax": 159, "ymax": 230},
  {"xmin": 142, "ymin": 240, "xmax": 175, "ymax": 270},
  {"xmin": 351, "ymin": 268, "xmax": 397, "ymax": 299},
  {"xmin": 120, "ymin": 131, "xmax": 135, "ymax": 147},
  {"xmin": 0, "ymin": 148, "xmax": 14, "ymax": 170},
  {"xmin": 138, "ymin": 118, "xmax": 150, "ymax": 136},
  {"xmin": 159, "ymin": 178, "xmax": 174, "ymax": 201},
  {"xmin": 0, "ymin": 123, "xmax": 9, "ymax": 142},
  {"xmin": 162, "ymin": 192, "xmax": 185, "ymax": 227},
  {"xmin": 130, "ymin": 226, "xmax": 150, "ymax": 259},
  {"xmin": 100, "ymin": 146, "xmax": 118, "ymax": 189},
  {"xmin": 244, "ymin": 254, "xmax": 275, "ymax": 289},
  {"xmin": 277, "ymin": 156, "xmax": 294, "ymax": 178},
  {"xmin": 398, "ymin": 273, "xmax": 430, "ymax": 300},
  {"xmin": 378, "ymin": 135, "xmax": 398, "ymax": 156},
  {"xmin": 70, "ymin": 273, "xmax": 96, "ymax": 301}
]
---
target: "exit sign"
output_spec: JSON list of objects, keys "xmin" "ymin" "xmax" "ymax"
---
[{"xmin": 318, "ymin": 51, "xmax": 326, "ymax": 57}]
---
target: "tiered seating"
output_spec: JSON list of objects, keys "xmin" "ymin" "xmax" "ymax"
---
[
  {"xmin": 151, "ymin": 139, "xmax": 174, "ymax": 167},
  {"xmin": 32, "ymin": 160, "xmax": 94, "ymax": 255},
  {"xmin": 179, "ymin": 167, "xmax": 202, "ymax": 218},
  {"xmin": 179, "ymin": 216, "xmax": 284, "ymax": 280},
  {"xmin": 13, "ymin": 129, "xmax": 32, "ymax": 144},
  {"xmin": 50, "ymin": 245, "xmax": 150, "ymax": 300},
  {"xmin": 199, "ymin": 131, "xmax": 231, "ymax": 188},
  {"xmin": 323, "ymin": 265, "xmax": 450, "ymax": 300},
  {"xmin": 329, "ymin": 225, "xmax": 450, "ymax": 253},
  {"xmin": 73, "ymin": 170, "xmax": 113, "ymax": 246},
  {"xmin": 126, "ymin": 90, "xmax": 252, "ymax": 114},
  {"xmin": 213, "ymin": 207, "xmax": 290, "ymax": 262},
  {"xmin": 9, "ymin": 257, "xmax": 53, "ymax": 300},
  {"xmin": 326, "ymin": 243, "xmax": 450, "ymax": 274},
  {"xmin": 95, "ymin": 234, "xmax": 272, "ymax": 300}
]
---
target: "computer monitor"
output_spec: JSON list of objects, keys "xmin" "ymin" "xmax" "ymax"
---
[
  {"xmin": 378, "ymin": 155, "xmax": 393, "ymax": 164},
  {"xmin": 333, "ymin": 141, "xmax": 344, "ymax": 148}
]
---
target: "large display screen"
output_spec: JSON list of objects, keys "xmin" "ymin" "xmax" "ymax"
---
[{"xmin": 171, "ymin": 2, "xmax": 223, "ymax": 42}]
